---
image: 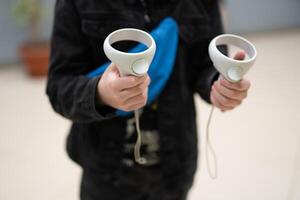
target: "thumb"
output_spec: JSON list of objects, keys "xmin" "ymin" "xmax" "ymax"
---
[
  {"xmin": 234, "ymin": 50, "xmax": 246, "ymax": 60},
  {"xmin": 107, "ymin": 62, "xmax": 117, "ymax": 71},
  {"xmin": 106, "ymin": 63, "xmax": 120, "ymax": 76}
]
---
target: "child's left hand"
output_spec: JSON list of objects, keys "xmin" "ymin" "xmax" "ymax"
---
[{"xmin": 210, "ymin": 51, "xmax": 251, "ymax": 112}]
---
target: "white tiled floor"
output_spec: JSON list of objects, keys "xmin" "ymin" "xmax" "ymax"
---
[{"xmin": 0, "ymin": 29, "xmax": 299, "ymax": 200}]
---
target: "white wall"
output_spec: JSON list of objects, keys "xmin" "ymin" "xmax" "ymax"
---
[
  {"xmin": 0, "ymin": 0, "xmax": 300, "ymax": 64},
  {"xmin": 224, "ymin": 0, "xmax": 300, "ymax": 33}
]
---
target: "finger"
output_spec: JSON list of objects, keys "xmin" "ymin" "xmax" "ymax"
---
[
  {"xmin": 104, "ymin": 63, "xmax": 119, "ymax": 79},
  {"xmin": 213, "ymin": 81, "xmax": 247, "ymax": 100},
  {"xmin": 220, "ymin": 78, "xmax": 251, "ymax": 92},
  {"xmin": 234, "ymin": 50, "xmax": 246, "ymax": 60},
  {"xmin": 120, "ymin": 77, "xmax": 150, "ymax": 99},
  {"xmin": 210, "ymin": 91, "xmax": 232, "ymax": 111},
  {"xmin": 113, "ymin": 74, "xmax": 149, "ymax": 90},
  {"xmin": 212, "ymin": 86, "xmax": 241, "ymax": 108},
  {"xmin": 123, "ymin": 89, "xmax": 148, "ymax": 107},
  {"xmin": 124, "ymin": 74, "xmax": 150, "ymax": 90},
  {"xmin": 124, "ymin": 101, "xmax": 146, "ymax": 112},
  {"xmin": 106, "ymin": 63, "xmax": 120, "ymax": 74}
]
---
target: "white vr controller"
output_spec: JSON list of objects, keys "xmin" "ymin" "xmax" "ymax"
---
[
  {"xmin": 103, "ymin": 28, "xmax": 156, "ymax": 165},
  {"xmin": 103, "ymin": 28, "xmax": 156, "ymax": 77},
  {"xmin": 209, "ymin": 34, "xmax": 257, "ymax": 82},
  {"xmin": 206, "ymin": 34, "xmax": 257, "ymax": 180}
]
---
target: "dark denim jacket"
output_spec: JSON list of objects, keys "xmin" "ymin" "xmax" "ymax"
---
[{"xmin": 46, "ymin": 0, "xmax": 223, "ymax": 186}]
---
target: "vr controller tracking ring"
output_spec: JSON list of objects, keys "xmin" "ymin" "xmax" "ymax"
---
[
  {"xmin": 209, "ymin": 34, "xmax": 257, "ymax": 82},
  {"xmin": 103, "ymin": 28, "xmax": 156, "ymax": 77}
]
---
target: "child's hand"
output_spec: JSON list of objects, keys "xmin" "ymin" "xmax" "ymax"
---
[
  {"xmin": 210, "ymin": 51, "xmax": 251, "ymax": 112},
  {"xmin": 97, "ymin": 63, "xmax": 150, "ymax": 112},
  {"xmin": 210, "ymin": 78, "xmax": 250, "ymax": 112}
]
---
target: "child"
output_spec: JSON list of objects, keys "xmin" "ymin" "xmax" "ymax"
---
[{"xmin": 46, "ymin": 0, "xmax": 250, "ymax": 199}]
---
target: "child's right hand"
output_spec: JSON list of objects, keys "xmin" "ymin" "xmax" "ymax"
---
[{"xmin": 97, "ymin": 63, "xmax": 150, "ymax": 112}]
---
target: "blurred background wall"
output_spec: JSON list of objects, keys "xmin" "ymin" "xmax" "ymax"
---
[
  {"xmin": 0, "ymin": 0, "xmax": 300, "ymax": 64},
  {"xmin": 0, "ymin": 0, "xmax": 54, "ymax": 64},
  {"xmin": 223, "ymin": 0, "xmax": 300, "ymax": 33}
]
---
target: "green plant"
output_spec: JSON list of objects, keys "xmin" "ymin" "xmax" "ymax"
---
[{"xmin": 12, "ymin": 0, "xmax": 47, "ymax": 42}]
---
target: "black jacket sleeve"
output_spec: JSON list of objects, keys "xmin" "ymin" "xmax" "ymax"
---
[
  {"xmin": 192, "ymin": 1, "xmax": 225, "ymax": 103},
  {"xmin": 46, "ymin": 0, "xmax": 114, "ymax": 123}
]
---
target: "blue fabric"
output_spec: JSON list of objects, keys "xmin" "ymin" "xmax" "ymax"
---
[{"xmin": 87, "ymin": 17, "xmax": 179, "ymax": 116}]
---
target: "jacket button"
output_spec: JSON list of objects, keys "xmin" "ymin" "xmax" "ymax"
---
[{"xmin": 144, "ymin": 14, "xmax": 151, "ymax": 24}]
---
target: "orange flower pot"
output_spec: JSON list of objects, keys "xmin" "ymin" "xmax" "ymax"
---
[{"xmin": 19, "ymin": 41, "xmax": 50, "ymax": 76}]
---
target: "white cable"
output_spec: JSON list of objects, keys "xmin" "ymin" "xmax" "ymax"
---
[
  {"xmin": 205, "ymin": 106, "xmax": 218, "ymax": 179},
  {"xmin": 134, "ymin": 109, "xmax": 147, "ymax": 164}
]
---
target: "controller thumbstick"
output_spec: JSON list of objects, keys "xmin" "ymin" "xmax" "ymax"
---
[
  {"xmin": 131, "ymin": 59, "xmax": 149, "ymax": 76},
  {"xmin": 227, "ymin": 66, "xmax": 244, "ymax": 82}
]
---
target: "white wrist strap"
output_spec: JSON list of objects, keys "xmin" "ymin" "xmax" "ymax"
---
[{"xmin": 205, "ymin": 106, "xmax": 218, "ymax": 179}]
